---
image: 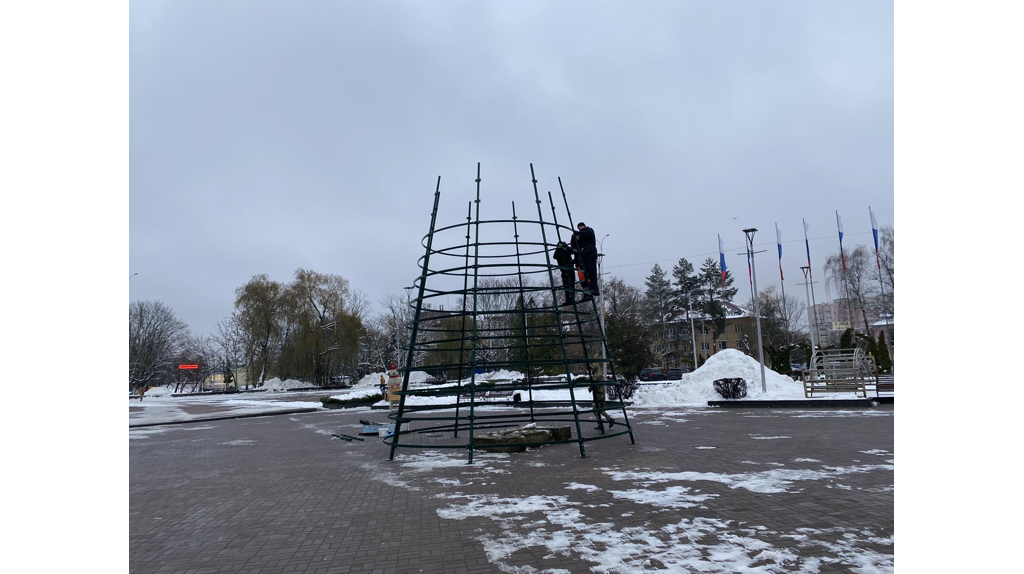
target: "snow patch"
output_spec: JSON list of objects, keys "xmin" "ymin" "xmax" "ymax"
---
[
  {"xmin": 633, "ymin": 349, "xmax": 859, "ymax": 406},
  {"xmin": 603, "ymin": 462, "xmax": 894, "ymax": 494},
  {"xmin": 608, "ymin": 486, "xmax": 717, "ymax": 509}
]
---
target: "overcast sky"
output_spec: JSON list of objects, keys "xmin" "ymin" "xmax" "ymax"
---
[{"xmin": 129, "ymin": 0, "xmax": 893, "ymax": 334}]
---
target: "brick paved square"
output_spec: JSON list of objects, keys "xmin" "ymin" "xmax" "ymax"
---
[{"xmin": 131, "ymin": 405, "xmax": 894, "ymax": 573}]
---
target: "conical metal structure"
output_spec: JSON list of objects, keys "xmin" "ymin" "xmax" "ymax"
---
[{"xmin": 387, "ymin": 164, "xmax": 635, "ymax": 463}]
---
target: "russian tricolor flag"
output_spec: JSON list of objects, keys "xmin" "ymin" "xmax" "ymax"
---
[
  {"xmin": 718, "ymin": 234, "xmax": 728, "ymax": 287},
  {"xmin": 836, "ymin": 211, "xmax": 847, "ymax": 272},
  {"xmin": 776, "ymin": 223, "xmax": 784, "ymax": 281},
  {"xmin": 803, "ymin": 218, "xmax": 812, "ymax": 278},
  {"xmin": 870, "ymin": 206, "xmax": 880, "ymax": 270}
]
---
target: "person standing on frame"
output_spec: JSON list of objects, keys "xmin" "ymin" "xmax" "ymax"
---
[
  {"xmin": 553, "ymin": 240, "xmax": 578, "ymax": 305},
  {"xmin": 589, "ymin": 381, "xmax": 616, "ymax": 434},
  {"xmin": 574, "ymin": 222, "xmax": 600, "ymax": 302}
]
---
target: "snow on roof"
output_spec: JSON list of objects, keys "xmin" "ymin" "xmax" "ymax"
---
[{"xmin": 662, "ymin": 302, "xmax": 752, "ymax": 324}]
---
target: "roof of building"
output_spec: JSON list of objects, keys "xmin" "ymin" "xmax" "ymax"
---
[{"xmin": 662, "ymin": 301, "xmax": 753, "ymax": 324}]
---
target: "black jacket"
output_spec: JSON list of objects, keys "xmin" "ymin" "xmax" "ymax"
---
[
  {"xmin": 553, "ymin": 244, "xmax": 575, "ymax": 267},
  {"xmin": 576, "ymin": 226, "xmax": 596, "ymax": 249}
]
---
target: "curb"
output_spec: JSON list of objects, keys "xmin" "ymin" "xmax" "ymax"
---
[
  {"xmin": 129, "ymin": 407, "xmax": 321, "ymax": 428},
  {"xmin": 707, "ymin": 398, "xmax": 891, "ymax": 408}
]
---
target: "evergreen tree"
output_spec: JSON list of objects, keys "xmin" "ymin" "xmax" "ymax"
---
[
  {"xmin": 604, "ymin": 277, "xmax": 655, "ymax": 382},
  {"xmin": 695, "ymin": 258, "xmax": 739, "ymax": 343},
  {"xmin": 670, "ymin": 257, "xmax": 700, "ymax": 312},
  {"xmin": 839, "ymin": 328, "xmax": 855, "ymax": 349},
  {"xmin": 875, "ymin": 330, "xmax": 893, "ymax": 374},
  {"xmin": 644, "ymin": 264, "xmax": 673, "ymax": 329}
]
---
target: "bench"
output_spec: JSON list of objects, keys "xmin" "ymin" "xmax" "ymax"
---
[
  {"xmin": 802, "ymin": 349, "xmax": 871, "ymax": 398},
  {"xmin": 875, "ymin": 374, "xmax": 894, "ymax": 396}
]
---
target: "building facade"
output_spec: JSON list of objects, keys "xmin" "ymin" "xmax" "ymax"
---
[{"xmin": 651, "ymin": 301, "xmax": 761, "ymax": 370}]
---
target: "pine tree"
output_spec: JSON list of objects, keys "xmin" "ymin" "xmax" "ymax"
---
[
  {"xmin": 875, "ymin": 330, "xmax": 893, "ymax": 374},
  {"xmin": 644, "ymin": 264, "xmax": 673, "ymax": 328},
  {"xmin": 839, "ymin": 328, "xmax": 855, "ymax": 349},
  {"xmin": 670, "ymin": 257, "xmax": 700, "ymax": 312},
  {"xmin": 695, "ymin": 258, "xmax": 738, "ymax": 343}
]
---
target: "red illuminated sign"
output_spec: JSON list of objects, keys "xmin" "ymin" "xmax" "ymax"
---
[{"xmin": 178, "ymin": 364, "xmax": 199, "ymax": 370}]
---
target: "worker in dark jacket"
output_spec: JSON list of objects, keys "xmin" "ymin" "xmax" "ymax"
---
[
  {"xmin": 575, "ymin": 222, "xmax": 599, "ymax": 302},
  {"xmin": 553, "ymin": 241, "xmax": 577, "ymax": 305},
  {"xmin": 569, "ymin": 230, "xmax": 586, "ymax": 291}
]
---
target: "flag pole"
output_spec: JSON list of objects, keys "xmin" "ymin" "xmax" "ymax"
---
[
  {"xmin": 836, "ymin": 211, "xmax": 855, "ymax": 333},
  {"xmin": 799, "ymin": 266, "xmax": 817, "ymax": 349},
  {"xmin": 802, "ymin": 218, "xmax": 820, "ymax": 347},
  {"xmin": 870, "ymin": 207, "xmax": 893, "ymax": 366},
  {"xmin": 743, "ymin": 228, "xmax": 767, "ymax": 393},
  {"xmin": 777, "ymin": 223, "xmax": 790, "ymax": 345}
]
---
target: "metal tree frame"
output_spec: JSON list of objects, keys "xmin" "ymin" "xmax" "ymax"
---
[{"xmin": 386, "ymin": 163, "xmax": 636, "ymax": 463}]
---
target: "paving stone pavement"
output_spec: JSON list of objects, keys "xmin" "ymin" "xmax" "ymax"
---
[{"xmin": 130, "ymin": 404, "xmax": 894, "ymax": 573}]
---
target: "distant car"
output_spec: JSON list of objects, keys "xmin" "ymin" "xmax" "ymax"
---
[
  {"xmin": 639, "ymin": 368, "xmax": 665, "ymax": 382},
  {"xmin": 665, "ymin": 368, "xmax": 689, "ymax": 380}
]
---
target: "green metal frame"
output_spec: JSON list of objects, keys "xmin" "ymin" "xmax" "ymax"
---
[{"xmin": 387, "ymin": 164, "xmax": 636, "ymax": 463}]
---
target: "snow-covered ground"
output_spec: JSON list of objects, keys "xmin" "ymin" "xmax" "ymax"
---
[
  {"xmin": 357, "ymin": 446, "xmax": 895, "ymax": 573},
  {"xmin": 133, "ymin": 352, "xmax": 865, "ymax": 425},
  {"xmin": 361, "ymin": 350, "xmax": 865, "ymax": 408},
  {"xmin": 129, "ymin": 391, "xmax": 329, "ymax": 426}
]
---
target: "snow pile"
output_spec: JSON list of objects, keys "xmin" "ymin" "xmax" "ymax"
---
[
  {"xmin": 326, "ymin": 387, "xmax": 385, "ymax": 401},
  {"xmin": 261, "ymin": 378, "xmax": 309, "ymax": 391},
  {"xmin": 476, "ymin": 369, "xmax": 523, "ymax": 382},
  {"xmin": 143, "ymin": 385, "xmax": 172, "ymax": 398},
  {"xmin": 633, "ymin": 350, "xmax": 807, "ymax": 406},
  {"xmin": 356, "ymin": 370, "xmax": 435, "ymax": 388},
  {"xmin": 356, "ymin": 372, "xmax": 387, "ymax": 387}
]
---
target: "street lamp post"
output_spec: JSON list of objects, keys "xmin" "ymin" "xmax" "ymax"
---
[
  {"xmin": 598, "ymin": 234, "xmax": 609, "ymax": 380},
  {"xmin": 742, "ymin": 228, "xmax": 768, "ymax": 393}
]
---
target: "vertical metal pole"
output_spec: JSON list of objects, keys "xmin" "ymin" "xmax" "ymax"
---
[
  {"xmin": 389, "ymin": 176, "xmax": 442, "ymax": 461},
  {"xmin": 808, "ymin": 266, "xmax": 821, "ymax": 347},
  {"xmin": 780, "ymin": 268, "xmax": 790, "ymax": 346},
  {"xmin": 453, "ymin": 201, "xmax": 472, "ymax": 438},
  {"xmin": 837, "ymin": 211, "xmax": 855, "ymax": 333},
  {"xmin": 743, "ymin": 229, "xmax": 767, "ymax": 393},
  {"xmin": 533, "ymin": 165, "xmax": 588, "ymax": 457},
  {"xmin": 466, "ymin": 163, "xmax": 483, "ymax": 464},
  {"xmin": 557, "ymin": 177, "xmax": 575, "ymax": 228},
  {"xmin": 510, "ymin": 201, "xmax": 535, "ymax": 423},
  {"xmin": 800, "ymin": 266, "xmax": 818, "ymax": 349},
  {"xmin": 688, "ymin": 292, "xmax": 698, "ymax": 367},
  {"xmin": 599, "ymin": 252, "xmax": 608, "ymax": 380},
  {"xmin": 547, "ymin": 192, "xmax": 573, "ymax": 307}
]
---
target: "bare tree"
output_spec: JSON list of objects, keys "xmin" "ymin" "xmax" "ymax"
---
[
  {"xmin": 824, "ymin": 245, "xmax": 877, "ymax": 334},
  {"xmin": 381, "ymin": 292, "xmax": 416, "ymax": 369},
  {"xmin": 746, "ymin": 286, "xmax": 807, "ymax": 347},
  {"xmin": 211, "ymin": 314, "xmax": 247, "ymax": 388},
  {"xmin": 874, "ymin": 226, "xmax": 894, "ymax": 316},
  {"xmin": 359, "ymin": 314, "xmax": 393, "ymax": 372},
  {"xmin": 173, "ymin": 335, "xmax": 218, "ymax": 392},
  {"xmin": 129, "ymin": 301, "xmax": 189, "ymax": 392}
]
